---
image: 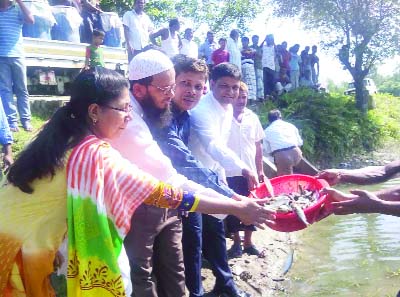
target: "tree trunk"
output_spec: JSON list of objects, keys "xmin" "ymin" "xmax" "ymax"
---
[{"xmin": 354, "ymin": 76, "xmax": 368, "ymax": 113}]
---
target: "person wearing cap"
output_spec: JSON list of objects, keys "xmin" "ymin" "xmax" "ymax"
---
[
  {"xmin": 263, "ymin": 109, "xmax": 303, "ymax": 176},
  {"xmin": 109, "ymin": 50, "xmax": 272, "ymax": 297}
]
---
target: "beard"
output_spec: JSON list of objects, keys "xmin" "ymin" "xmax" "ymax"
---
[{"xmin": 141, "ymin": 93, "xmax": 173, "ymax": 129}]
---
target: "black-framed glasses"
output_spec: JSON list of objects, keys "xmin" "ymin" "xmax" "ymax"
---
[
  {"xmin": 149, "ymin": 83, "xmax": 176, "ymax": 94},
  {"xmin": 103, "ymin": 104, "xmax": 133, "ymax": 113}
]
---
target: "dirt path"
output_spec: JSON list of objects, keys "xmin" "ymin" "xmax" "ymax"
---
[{"xmin": 201, "ymin": 229, "xmax": 295, "ymax": 296}]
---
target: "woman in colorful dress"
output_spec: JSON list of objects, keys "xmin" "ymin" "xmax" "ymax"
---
[
  {"xmin": 240, "ymin": 36, "xmax": 257, "ymax": 102},
  {"xmin": 0, "ymin": 67, "xmax": 274, "ymax": 297}
]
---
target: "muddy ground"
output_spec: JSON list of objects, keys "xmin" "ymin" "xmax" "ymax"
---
[{"xmin": 201, "ymin": 229, "xmax": 295, "ymax": 296}]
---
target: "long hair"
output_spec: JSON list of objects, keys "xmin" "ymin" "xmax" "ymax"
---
[{"xmin": 8, "ymin": 67, "xmax": 129, "ymax": 193}]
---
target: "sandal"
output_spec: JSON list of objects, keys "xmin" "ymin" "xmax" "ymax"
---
[{"xmin": 243, "ymin": 245, "xmax": 260, "ymax": 256}]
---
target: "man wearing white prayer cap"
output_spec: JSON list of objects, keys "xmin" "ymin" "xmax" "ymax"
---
[{"xmin": 110, "ymin": 49, "xmax": 230, "ymax": 297}]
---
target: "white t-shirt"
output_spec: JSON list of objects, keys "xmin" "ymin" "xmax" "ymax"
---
[
  {"xmin": 226, "ymin": 108, "xmax": 265, "ymax": 177},
  {"xmin": 226, "ymin": 37, "xmax": 241, "ymax": 69},
  {"xmin": 188, "ymin": 91, "xmax": 249, "ymax": 182},
  {"xmin": 180, "ymin": 38, "xmax": 198, "ymax": 58},
  {"xmin": 122, "ymin": 10, "xmax": 154, "ymax": 50},
  {"xmin": 262, "ymin": 44, "xmax": 276, "ymax": 70},
  {"xmin": 263, "ymin": 119, "xmax": 303, "ymax": 155}
]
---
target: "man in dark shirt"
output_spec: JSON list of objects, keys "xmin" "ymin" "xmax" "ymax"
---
[{"xmin": 151, "ymin": 55, "xmax": 250, "ymax": 297}]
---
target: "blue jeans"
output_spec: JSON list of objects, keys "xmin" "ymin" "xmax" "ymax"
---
[
  {"xmin": 0, "ymin": 57, "xmax": 31, "ymax": 128},
  {"xmin": 182, "ymin": 213, "xmax": 236, "ymax": 297}
]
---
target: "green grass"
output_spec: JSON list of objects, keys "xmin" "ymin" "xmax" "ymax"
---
[{"xmin": 11, "ymin": 115, "xmax": 47, "ymax": 157}]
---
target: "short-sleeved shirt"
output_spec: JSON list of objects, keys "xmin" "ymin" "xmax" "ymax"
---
[
  {"xmin": 122, "ymin": 10, "xmax": 154, "ymax": 50},
  {"xmin": 211, "ymin": 48, "xmax": 229, "ymax": 66},
  {"xmin": 198, "ymin": 40, "xmax": 217, "ymax": 65},
  {"xmin": 0, "ymin": 4, "xmax": 24, "ymax": 57},
  {"xmin": 226, "ymin": 108, "xmax": 265, "ymax": 177},
  {"xmin": 86, "ymin": 45, "xmax": 105, "ymax": 67}
]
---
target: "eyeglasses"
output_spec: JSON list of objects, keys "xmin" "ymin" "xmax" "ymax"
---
[
  {"xmin": 103, "ymin": 104, "xmax": 133, "ymax": 113},
  {"xmin": 149, "ymin": 83, "xmax": 176, "ymax": 94}
]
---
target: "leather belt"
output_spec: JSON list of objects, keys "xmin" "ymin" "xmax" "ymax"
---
[{"xmin": 272, "ymin": 146, "xmax": 297, "ymax": 155}]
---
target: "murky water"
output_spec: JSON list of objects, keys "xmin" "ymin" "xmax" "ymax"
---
[{"xmin": 284, "ymin": 178, "xmax": 400, "ymax": 297}]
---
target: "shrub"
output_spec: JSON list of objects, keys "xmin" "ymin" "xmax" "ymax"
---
[{"xmin": 251, "ymin": 88, "xmax": 400, "ymax": 167}]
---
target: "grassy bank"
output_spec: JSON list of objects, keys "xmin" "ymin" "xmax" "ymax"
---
[{"xmin": 251, "ymin": 89, "xmax": 400, "ymax": 168}]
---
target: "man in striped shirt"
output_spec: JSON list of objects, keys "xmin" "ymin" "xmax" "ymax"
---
[{"xmin": 0, "ymin": 0, "xmax": 34, "ymax": 132}]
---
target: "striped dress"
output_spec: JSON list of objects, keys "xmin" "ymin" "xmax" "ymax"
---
[{"xmin": 0, "ymin": 135, "xmax": 198, "ymax": 297}]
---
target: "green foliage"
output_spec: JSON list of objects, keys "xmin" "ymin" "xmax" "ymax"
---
[
  {"xmin": 99, "ymin": 0, "xmax": 264, "ymax": 34},
  {"xmin": 268, "ymin": 0, "xmax": 400, "ymax": 111},
  {"xmin": 11, "ymin": 115, "xmax": 47, "ymax": 157},
  {"xmin": 369, "ymin": 65, "xmax": 400, "ymax": 97},
  {"xmin": 254, "ymin": 88, "xmax": 400, "ymax": 166}
]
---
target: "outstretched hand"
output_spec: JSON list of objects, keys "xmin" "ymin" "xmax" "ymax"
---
[
  {"xmin": 321, "ymin": 187, "xmax": 384, "ymax": 215},
  {"xmin": 316, "ymin": 169, "xmax": 342, "ymax": 186},
  {"xmin": 233, "ymin": 196, "xmax": 276, "ymax": 229}
]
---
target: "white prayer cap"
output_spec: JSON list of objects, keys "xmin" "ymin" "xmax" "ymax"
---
[{"xmin": 129, "ymin": 49, "xmax": 173, "ymax": 80}]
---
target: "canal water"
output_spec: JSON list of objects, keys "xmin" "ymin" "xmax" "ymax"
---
[{"xmin": 284, "ymin": 178, "xmax": 400, "ymax": 297}]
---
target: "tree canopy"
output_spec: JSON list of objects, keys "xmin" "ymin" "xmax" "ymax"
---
[
  {"xmin": 100, "ymin": 0, "xmax": 264, "ymax": 34},
  {"xmin": 269, "ymin": 0, "xmax": 400, "ymax": 111}
]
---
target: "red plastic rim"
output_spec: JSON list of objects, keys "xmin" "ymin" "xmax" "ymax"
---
[{"xmin": 250, "ymin": 174, "xmax": 328, "ymax": 232}]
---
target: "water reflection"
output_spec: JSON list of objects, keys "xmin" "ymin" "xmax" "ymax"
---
[{"xmin": 285, "ymin": 179, "xmax": 400, "ymax": 297}]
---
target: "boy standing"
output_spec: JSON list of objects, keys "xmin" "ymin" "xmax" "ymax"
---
[
  {"xmin": 212, "ymin": 38, "xmax": 229, "ymax": 66},
  {"xmin": 85, "ymin": 29, "xmax": 105, "ymax": 68}
]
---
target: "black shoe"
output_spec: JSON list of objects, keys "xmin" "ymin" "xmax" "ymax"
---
[{"xmin": 221, "ymin": 289, "xmax": 252, "ymax": 297}]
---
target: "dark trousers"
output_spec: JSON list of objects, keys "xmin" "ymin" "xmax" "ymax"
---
[
  {"xmin": 124, "ymin": 204, "xmax": 185, "ymax": 297},
  {"xmin": 263, "ymin": 67, "xmax": 276, "ymax": 97},
  {"xmin": 81, "ymin": 11, "xmax": 102, "ymax": 43},
  {"xmin": 182, "ymin": 213, "xmax": 236, "ymax": 297},
  {"xmin": 226, "ymin": 176, "xmax": 256, "ymax": 233}
]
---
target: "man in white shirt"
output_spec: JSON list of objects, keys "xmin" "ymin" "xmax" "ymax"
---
[
  {"xmin": 261, "ymin": 34, "xmax": 276, "ymax": 99},
  {"xmin": 122, "ymin": 0, "xmax": 154, "ymax": 62},
  {"xmin": 226, "ymin": 29, "xmax": 241, "ymax": 70},
  {"xmin": 189, "ymin": 62, "xmax": 257, "ymax": 297},
  {"xmin": 263, "ymin": 109, "xmax": 303, "ymax": 176},
  {"xmin": 180, "ymin": 27, "xmax": 198, "ymax": 58},
  {"xmin": 226, "ymin": 82, "xmax": 266, "ymax": 258}
]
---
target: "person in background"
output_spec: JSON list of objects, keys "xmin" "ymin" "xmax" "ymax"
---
[
  {"xmin": 250, "ymin": 35, "xmax": 264, "ymax": 101},
  {"xmin": 261, "ymin": 34, "xmax": 276, "ymax": 100},
  {"xmin": 279, "ymin": 41, "xmax": 291, "ymax": 78},
  {"xmin": 0, "ymin": 0, "xmax": 34, "ymax": 132},
  {"xmin": 240, "ymin": 36, "xmax": 256, "ymax": 102},
  {"xmin": 310, "ymin": 45, "xmax": 320, "ymax": 85},
  {"xmin": 289, "ymin": 44, "xmax": 301, "ymax": 90},
  {"xmin": 0, "ymin": 99, "xmax": 13, "ymax": 172},
  {"xmin": 180, "ymin": 28, "xmax": 198, "ymax": 59},
  {"xmin": 211, "ymin": 37, "xmax": 229, "ymax": 66},
  {"xmin": 263, "ymin": 109, "xmax": 303, "ymax": 176},
  {"xmin": 226, "ymin": 29, "xmax": 241, "ymax": 70},
  {"xmin": 84, "ymin": 28, "xmax": 105, "ymax": 68},
  {"xmin": 198, "ymin": 31, "xmax": 217, "ymax": 70},
  {"xmin": 300, "ymin": 45, "xmax": 311, "ymax": 81},
  {"xmin": 317, "ymin": 160, "xmax": 400, "ymax": 217},
  {"xmin": 226, "ymin": 82, "xmax": 266, "ymax": 258},
  {"xmin": 80, "ymin": 0, "xmax": 103, "ymax": 44},
  {"xmin": 151, "ymin": 18, "xmax": 181, "ymax": 58},
  {"xmin": 122, "ymin": 0, "xmax": 154, "ymax": 62}
]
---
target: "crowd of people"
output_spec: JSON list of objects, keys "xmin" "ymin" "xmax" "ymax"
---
[{"xmin": 0, "ymin": 1, "xmax": 399, "ymax": 297}]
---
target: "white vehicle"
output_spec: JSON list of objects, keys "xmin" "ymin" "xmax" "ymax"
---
[{"xmin": 344, "ymin": 78, "xmax": 378, "ymax": 96}]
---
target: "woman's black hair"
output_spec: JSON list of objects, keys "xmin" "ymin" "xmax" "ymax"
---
[{"xmin": 7, "ymin": 67, "xmax": 129, "ymax": 193}]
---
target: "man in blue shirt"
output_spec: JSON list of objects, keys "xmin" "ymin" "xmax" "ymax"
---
[
  {"xmin": 151, "ymin": 55, "xmax": 250, "ymax": 297},
  {"xmin": 0, "ymin": 99, "xmax": 13, "ymax": 171},
  {"xmin": 0, "ymin": 0, "xmax": 34, "ymax": 132}
]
